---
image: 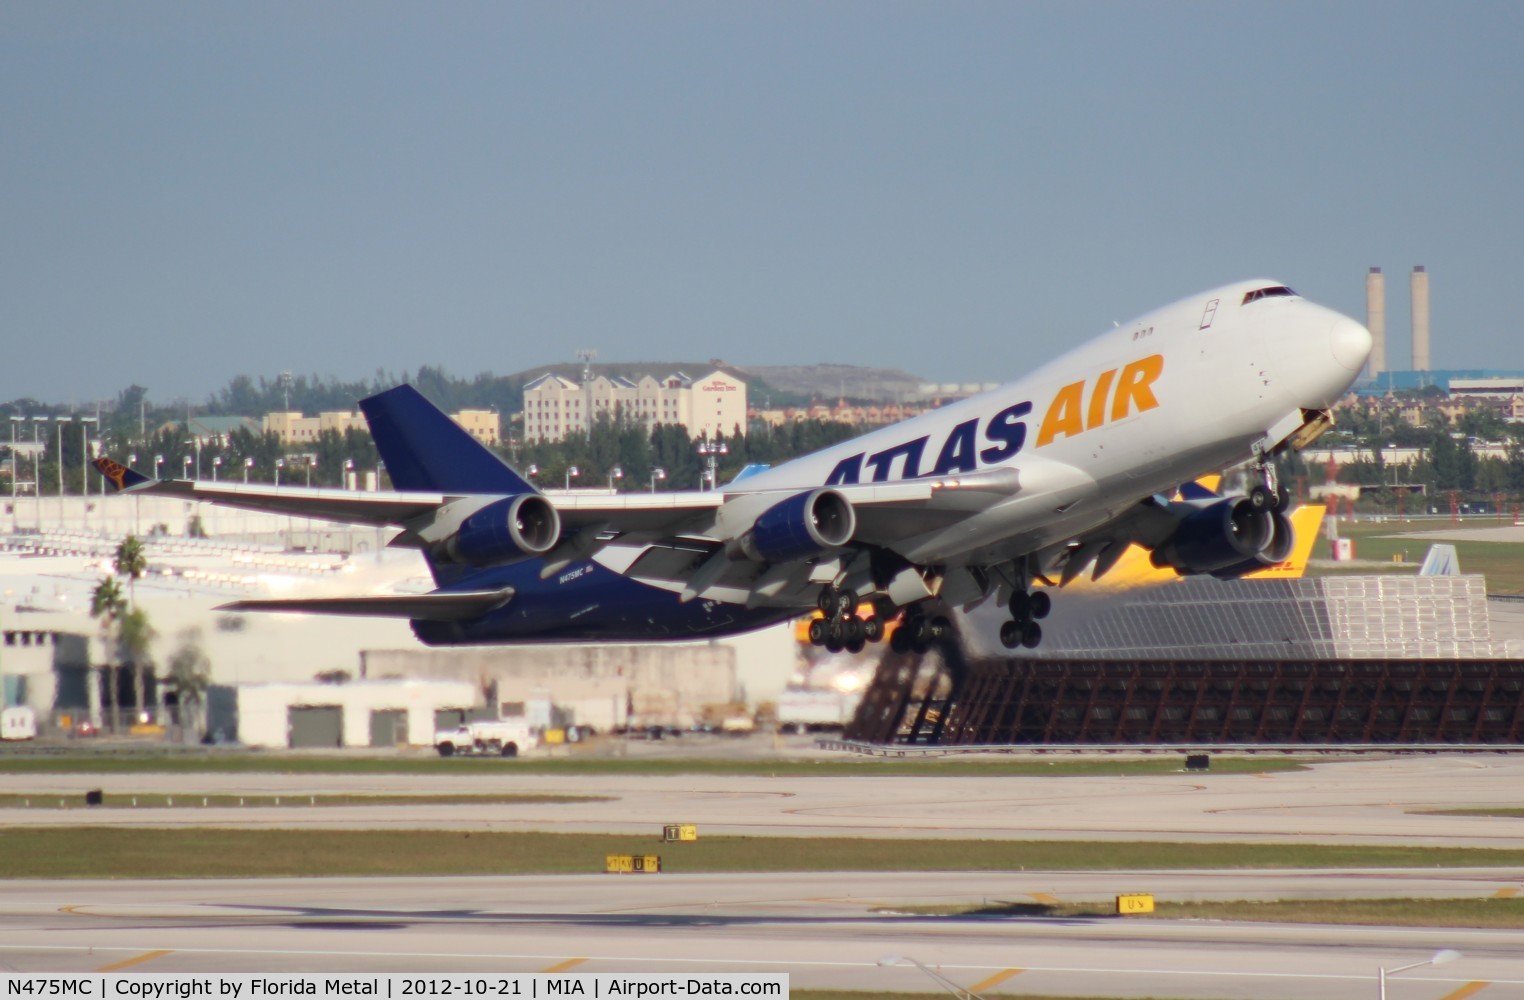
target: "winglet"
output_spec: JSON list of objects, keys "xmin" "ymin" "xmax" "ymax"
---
[{"xmin": 92, "ymin": 457, "xmax": 153, "ymax": 492}]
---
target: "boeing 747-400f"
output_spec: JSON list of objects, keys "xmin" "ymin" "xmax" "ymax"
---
[{"xmin": 97, "ymin": 280, "xmax": 1370, "ymax": 652}]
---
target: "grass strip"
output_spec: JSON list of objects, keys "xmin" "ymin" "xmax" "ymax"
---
[
  {"xmin": 884, "ymin": 897, "xmax": 1524, "ymax": 929},
  {"xmin": 0, "ymin": 753, "xmax": 1309, "ymax": 778},
  {"xmin": 0, "ymin": 793, "xmax": 606, "ymax": 810},
  {"xmin": 4, "ymin": 828, "xmax": 1524, "ymax": 879}
]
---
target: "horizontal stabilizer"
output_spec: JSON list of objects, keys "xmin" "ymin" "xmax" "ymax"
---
[{"xmin": 216, "ymin": 588, "xmax": 514, "ymax": 621}]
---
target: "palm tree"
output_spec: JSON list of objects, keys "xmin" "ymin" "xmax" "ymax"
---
[
  {"xmin": 113, "ymin": 536, "xmax": 147, "ymax": 606},
  {"xmin": 116, "ymin": 607, "xmax": 157, "ymax": 722},
  {"xmin": 89, "ymin": 577, "xmax": 125, "ymax": 729},
  {"xmin": 112, "ymin": 536, "xmax": 150, "ymax": 718},
  {"xmin": 165, "ymin": 628, "xmax": 211, "ymax": 741}
]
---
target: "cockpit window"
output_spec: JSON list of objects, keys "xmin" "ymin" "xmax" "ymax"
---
[{"xmin": 1242, "ymin": 285, "xmax": 1297, "ymax": 305}]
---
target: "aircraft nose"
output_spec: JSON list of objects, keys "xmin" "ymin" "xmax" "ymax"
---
[{"xmin": 1329, "ymin": 315, "xmax": 1372, "ymax": 372}]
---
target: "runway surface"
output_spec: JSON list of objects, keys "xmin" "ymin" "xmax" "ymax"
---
[
  {"xmin": 5, "ymin": 755, "xmax": 1524, "ymax": 849},
  {"xmin": 2, "ymin": 873, "xmax": 1521, "ymax": 998},
  {"xmin": 6, "ymin": 754, "xmax": 1524, "ymax": 996}
]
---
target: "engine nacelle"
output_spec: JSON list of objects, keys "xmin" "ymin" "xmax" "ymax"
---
[
  {"xmin": 737, "ymin": 488, "xmax": 856, "ymax": 563},
  {"xmin": 443, "ymin": 494, "xmax": 560, "ymax": 567},
  {"xmin": 1210, "ymin": 509, "xmax": 1295, "ymax": 579},
  {"xmin": 1150, "ymin": 497, "xmax": 1273, "ymax": 575}
]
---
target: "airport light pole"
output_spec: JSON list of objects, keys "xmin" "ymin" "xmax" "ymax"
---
[
  {"xmin": 54, "ymin": 416, "xmax": 71, "ymax": 528},
  {"xmin": 1378, "ymin": 949, "xmax": 1460, "ymax": 1000},
  {"xmin": 153, "ymin": 454, "xmax": 164, "ymax": 480},
  {"xmin": 877, "ymin": 956, "xmax": 984, "ymax": 1000},
  {"xmin": 32, "ymin": 417, "xmax": 48, "ymax": 532},
  {"xmin": 78, "ymin": 415, "xmax": 97, "ymax": 504},
  {"xmin": 608, "ymin": 465, "xmax": 622, "ymax": 491},
  {"xmin": 650, "ymin": 467, "xmax": 666, "ymax": 493},
  {"xmin": 565, "ymin": 465, "xmax": 579, "ymax": 491},
  {"xmin": 343, "ymin": 458, "xmax": 354, "ymax": 489},
  {"xmin": 8, "ymin": 416, "xmax": 22, "ymax": 521},
  {"xmin": 275, "ymin": 458, "xmax": 284, "ymax": 488},
  {"xmin": 697, "ymin": 438, "xmax": 727, "ymax": 490},
  {"xmin": 212, "ymin": 456, "xmax": 221, "ymax": 482},
  {"xmin": 182, "ymin": 455, "xmax": 192, "ymax": 480},
  {"xmin": 243, "ymin": 457, "xmax": 254, "ymax": 484}
]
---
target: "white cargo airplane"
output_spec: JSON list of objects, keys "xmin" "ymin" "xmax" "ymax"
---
[{"xmin": 97, "ymin": 279, "xmax": 1370, "ymax": 653}]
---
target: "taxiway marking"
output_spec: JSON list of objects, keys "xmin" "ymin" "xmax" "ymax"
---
[
  {"xmin": 1440, "ymin": 983, "xmax": 1493, "ymax": 1000},
  {"xmin": 541, "ymin": 959, "xmax": 586, "ymax": 973},
  {"xmin": 1492, "ymin": 886, "xmax": 1520, "ymax": 899},
  {"xmin": 96, "ymin": 950, "xmax": 171, "ymax": 972},
  {"xmin": 967, "ymin": 967, "xmax": 1024, "ymax": 992}
]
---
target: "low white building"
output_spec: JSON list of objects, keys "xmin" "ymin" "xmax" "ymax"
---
[{"xmin": 212, "ymin": 678, "xmax": 479, "ymax": 749}]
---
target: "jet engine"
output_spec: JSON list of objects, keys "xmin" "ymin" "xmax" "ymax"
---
[
  {"xmin": 1149, "ymin": 497, "xmax": 1274, "ymax": 576},
  {"xmin": 1209, "ymin": 509, "xmax": 1295, "ymax": 579},
  {"xmin": 736, "ymin": 488, "xmax": 856, "ymax": 563},
  {"xmin": 442, "ymin": 494, "xmax": 561, "ymax": 566}
]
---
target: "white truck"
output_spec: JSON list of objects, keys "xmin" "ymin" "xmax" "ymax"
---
[
  {"xmin": 434, "ymin": 718, "xmax": 537, "ymax": 758},
  {"xmin": 776, "ymin": 688, "xmax": 856, "ymax": 734}
]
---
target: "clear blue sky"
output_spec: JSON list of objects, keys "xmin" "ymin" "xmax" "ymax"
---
[{"xmin": 4, "ymin": 2, "xmax": 1520, "ymax": 406}]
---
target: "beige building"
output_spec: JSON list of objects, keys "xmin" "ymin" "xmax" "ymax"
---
[
  {"xmin": 263, "ymin": 409, "xmax": 499, "ymax": 446},
  {"xmin": 522, "ymin": 369, "xmax": 747, "ymax": 443}
]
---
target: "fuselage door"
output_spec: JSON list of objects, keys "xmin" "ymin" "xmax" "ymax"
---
[{"xmin": 1199, "ymin": 298, "xmax": 1220, "ymax": 330}]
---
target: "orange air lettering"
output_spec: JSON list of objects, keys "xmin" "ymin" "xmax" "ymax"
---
[
  {"xmin": 1086, "ymin": 368, "xmax": 1117, "ymax": 430},
  {"xmin": 1110, "ymin": 354, "xmax": 1164, "ymax": 422},
  {"xmin": 1036, "ymin": 381, "xmax": 1086, "ymax": 447}
]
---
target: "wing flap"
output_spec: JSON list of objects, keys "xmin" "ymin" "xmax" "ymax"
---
[{"xmin": 216, "ymin": 588, "xmax": 514, "ymax": 621}]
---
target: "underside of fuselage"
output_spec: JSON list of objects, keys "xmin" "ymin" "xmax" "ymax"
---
[{"xmin": 408, "ymin": 558, "xmax": 800, "ymax": 646}]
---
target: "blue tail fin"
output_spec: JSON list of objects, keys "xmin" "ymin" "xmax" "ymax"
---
[{"xmin": 360, "ymin": 385, "xmax": 536, "ymax": 495}]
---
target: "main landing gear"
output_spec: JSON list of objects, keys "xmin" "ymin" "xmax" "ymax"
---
[
  {"xmin": 889, "ymin": 610, "xmax": 951, "ymax": 656},
  {"xmin": 999, "ymin": 587, "xmax": 1050, "ymax": 650},
  {"xmin": 806, "ymin": 586, "xmax": 885, "ymax": 654}
]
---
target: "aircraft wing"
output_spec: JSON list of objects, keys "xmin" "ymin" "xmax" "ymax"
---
[
  {"xmin": 217, "ymin": 588, "xmax": 515, "ymax": 620},
  {"xmin": 94, "ymin": 455, "xmax": 444, "ymax": 525}
]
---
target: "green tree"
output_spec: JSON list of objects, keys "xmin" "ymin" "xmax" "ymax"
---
[
  {"xmin": 117, "ymin": 606, "xmax": 156, "ymax": 722},
  {"xmin": 112, "ymin": 536, "xmax": 151, "ymax": 717},
  {"xmin": 164, "ymin": 628, "xmax": 211, "ymax": 740},
  {"xmin": 89, "ymin": 577, "xmax": 125, "ymax": 726}
]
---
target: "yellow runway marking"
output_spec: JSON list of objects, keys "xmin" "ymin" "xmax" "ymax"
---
[
  {"xmin": 541, "ymin": 959, "xmax": 586, "ymax": 973},
  {"xmin": 1026, "ymin": 892, "xmax": 1058, "ymax": 904},
  {"xmin": 967, "ymin": 968, "xmax": 1024, "ymax": 993},
  {"xmin": 96, "ymin": 950, "xmax": 171, "ymax": 972},
  {"xmin": 1492, "ymin": 886, "xmax": 1520, "ymax": 899},
  {"xmin": 1439, "ymin": 982, "xmax": 1492, "ymax": 1000}
]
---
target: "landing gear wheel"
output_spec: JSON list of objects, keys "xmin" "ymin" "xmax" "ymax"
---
[
  {"xmin": 816, "ymin": 589, "xmax": 836, "ymax": 614},
  {"xmin": 1020, "ymin": 621, "xmax": 1043, "ymax": 649},
  {"xmin": 862, "ymin": 616, "xmax": 884, "ymax": 643},
  {"xmin": 1008, "ymin": 590, "xmax": 1031, "ymax": 620},
  {"xmin": 1000, "ymin": 620, "xmax": 1022, "ymax": 649},
  {"xmin": 1249, "ymin": 484, "xmax": 1272, "ymax": 510},
  {"xmin": 1029, "ymin": 590, "xmax": 1051, "ymax": 620},
  {"xmin": 831, "ymin": 589, "xmax": 858, "ymax": 620},
  {"xmin": 929, "ymin": 616, "xmax": 951, "ymax": 641},
  {"xmin": 1274, "ymin": 485, "xmax": 1292, "ymax": 511},
  {"xmin": 807, "ymin": 618, "xmax": 827, "ymax": 645},
  {"xmin": 890, "ymin": 628, "xmax": 911, "ymax": 654},
  {"xmin": 846, "ymin": 634, "xmax": 865, "ymax": 654}
]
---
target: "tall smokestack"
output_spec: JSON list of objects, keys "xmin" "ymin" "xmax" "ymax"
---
[
  {"xmin": 1365, "ymin": 267, "xmax": 1386, "ymax": 379},
  {"xmin": 1411, "ymin": 265, "xmax": 1430, "ymax": 371}
]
